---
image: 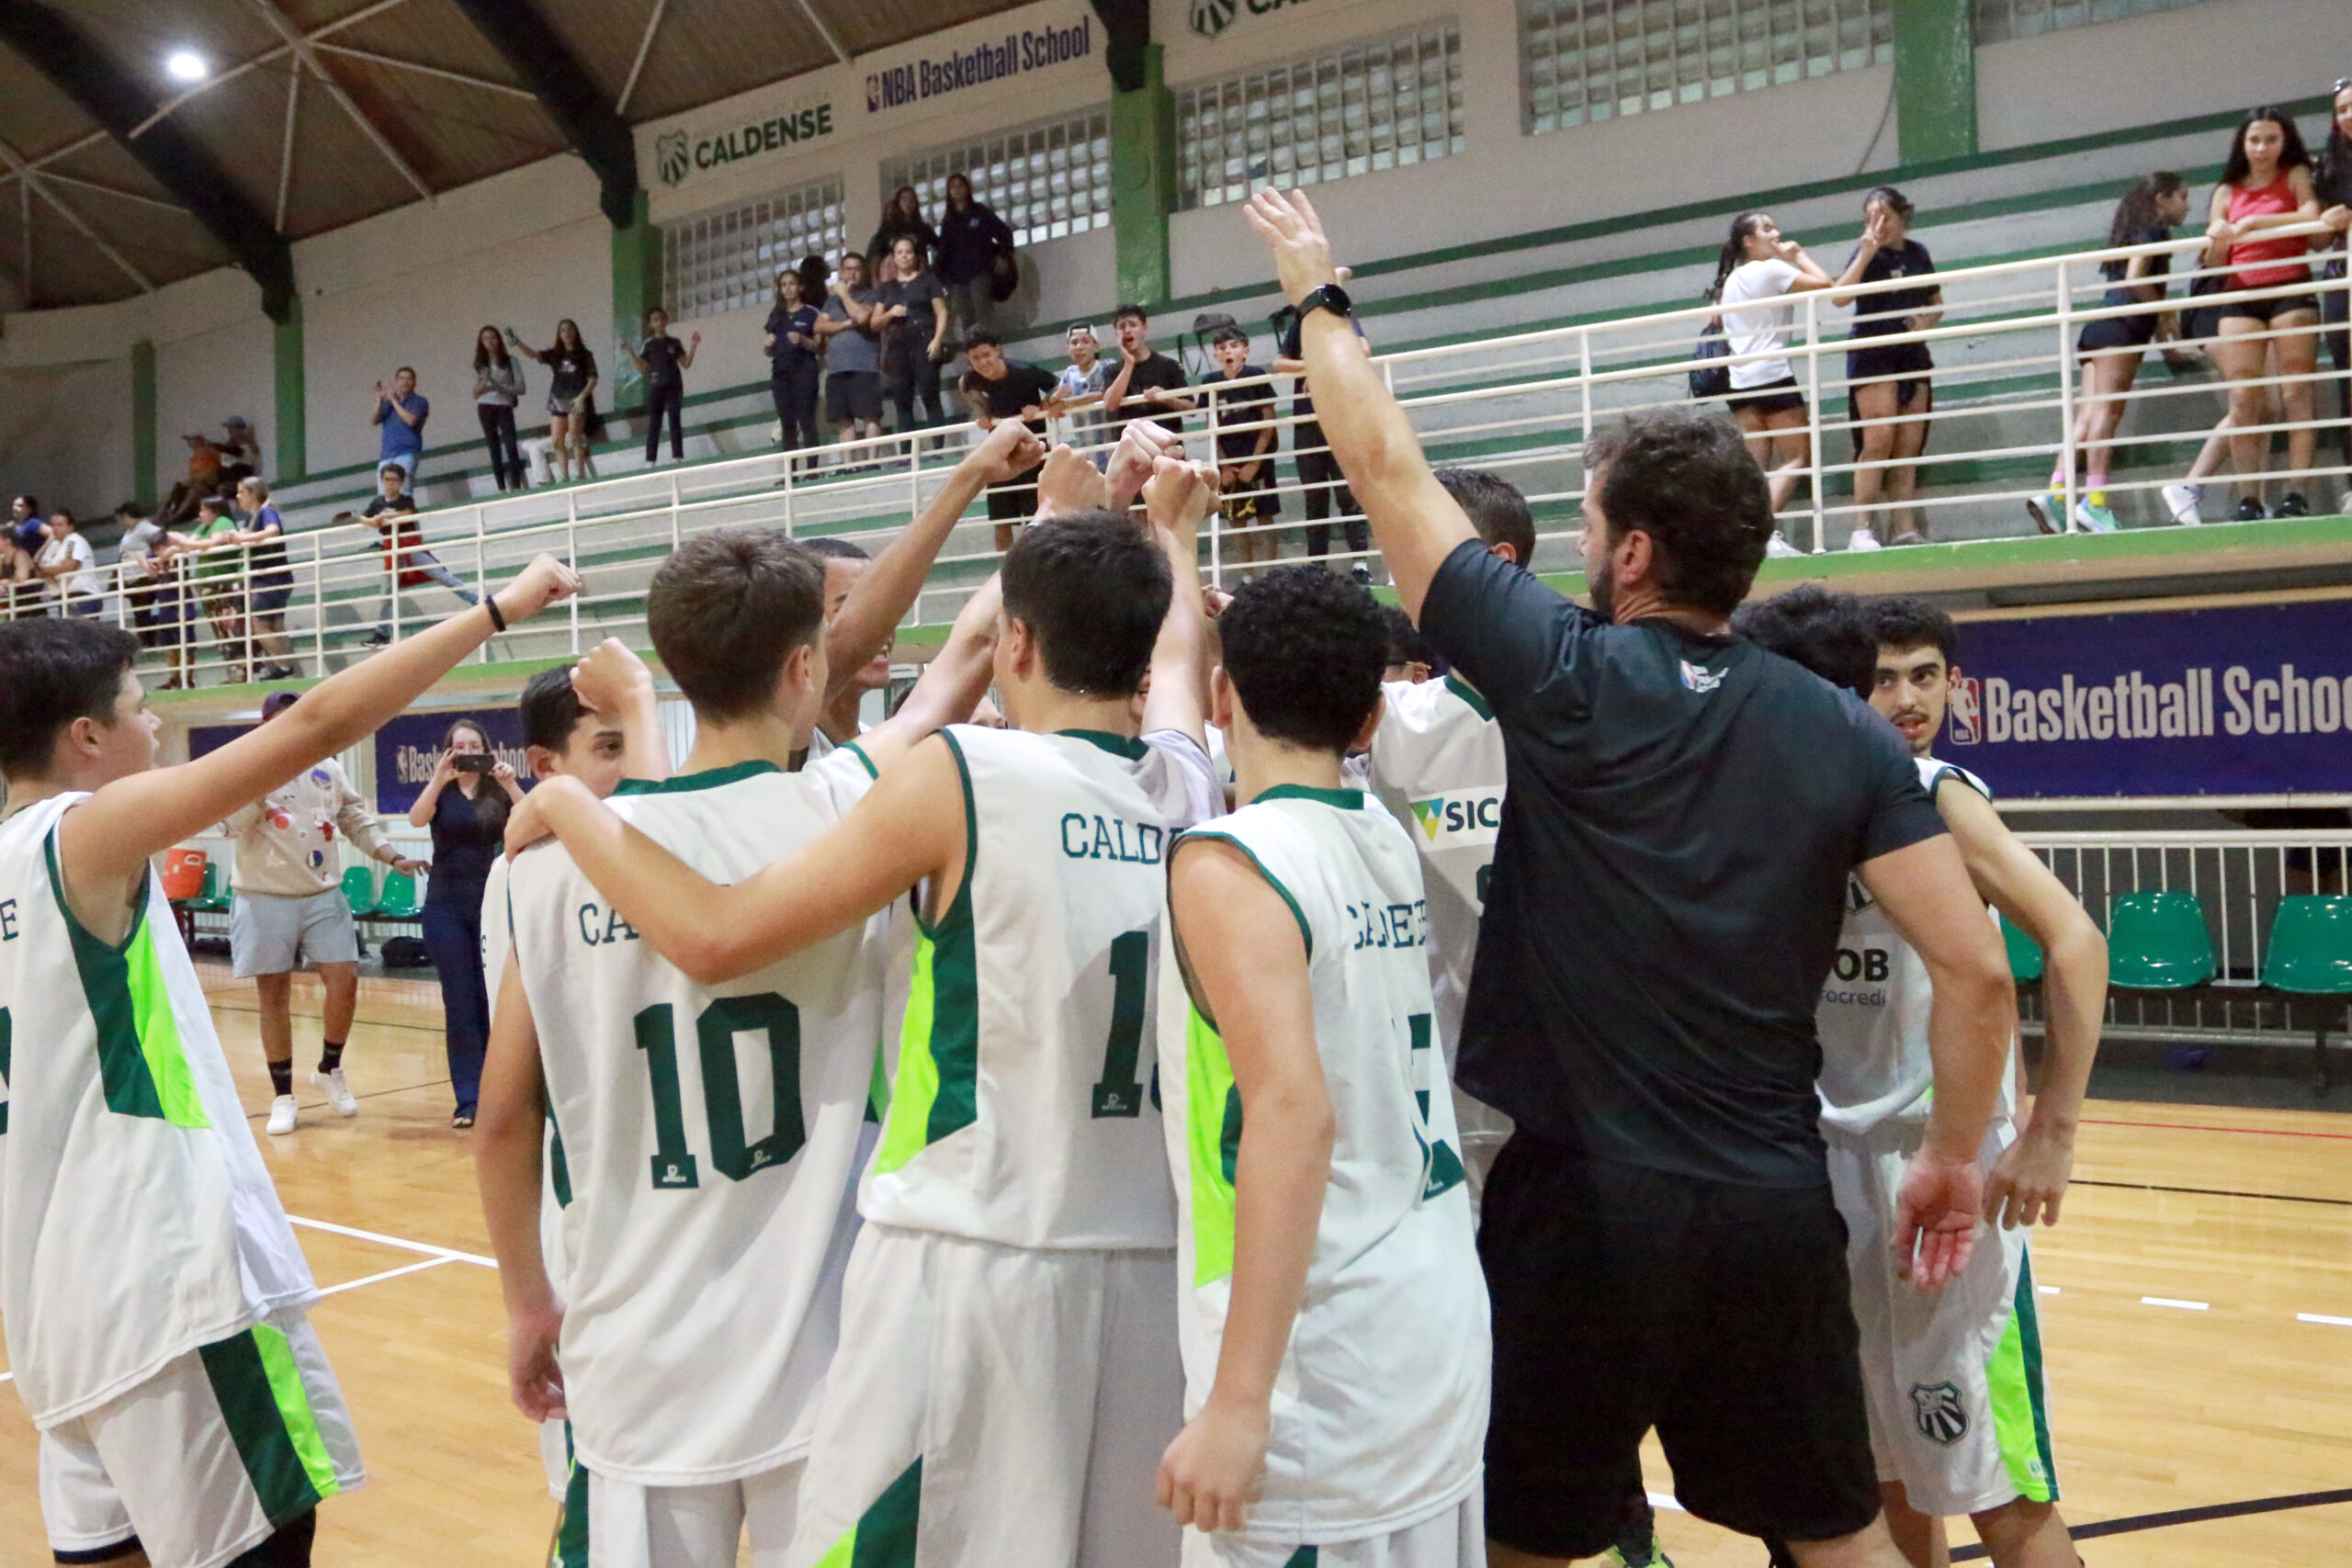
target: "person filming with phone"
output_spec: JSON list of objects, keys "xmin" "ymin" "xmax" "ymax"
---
[{"xmin": 408, "ymin": 717, "xmax": 521, "ymax": 1128}]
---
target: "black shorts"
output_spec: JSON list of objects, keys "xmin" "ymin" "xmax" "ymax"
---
[
  {"xmin": 1727, "ymin": 377, "xmax": 1805, "ymax": 416},
  {"xmin": 2077, "ymin": 310, "xmax": 2159, "ymax": 355},
  {"xmin": 2221, "ymin": 290, "xmax": 2319, "ymax": 325},
  {"xmin": 827, "ymin": 370, "xmax": 883, "ymax": 425},
  {"xmin": 984, "ymin": 461, "xmax": 1043, "ymax": 524},
  {"xmin": 1480, "ymin": 1134, "xmax": 1880, "ymax": 1558}
]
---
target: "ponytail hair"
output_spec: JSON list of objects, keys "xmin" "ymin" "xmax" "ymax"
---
[
  {"xmin": 1708, "ymin": 210, "xmax": 1769, "ymax": 302},
  {"xmin": 1862, "ymin": 185, "xmax": 1915, "ymax": 222},
  {"xmin": 2109, "ymin": 171, "xmax": 2187, "ymax": 247}
]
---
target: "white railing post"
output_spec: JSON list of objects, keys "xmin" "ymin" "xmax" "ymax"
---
[
  {"xmin": 474, "ymin": 504, "xmax": 490, "ymax": 664},
  {"xmin": 565, "ymin": 490, "xmax": 581, "ymax": 655},
  {"xmin": 1577, "ymin": 327, "xmax": 1593, "ymax": 453},
  {"xmin": 1206, "ymin": 381, "xmax": 1224, "ymax": 585},
  {"xmin": 2054, "ymin": 257, "xmax": 2077, "ymax": 528},
  {"xmin": 311, "ymin": 545, "xmax": 325, "ymax": 678},
  {"xmin": 1804, "ymin": 292, "xmax": 1826, "ymax": 554},
  {"xmin": 669, "ymin": 474, "xmax": 682, "ymax": 554}
]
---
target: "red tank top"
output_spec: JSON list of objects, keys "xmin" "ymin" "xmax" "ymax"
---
[{"xmin": 2226, "ymin": 174, "xmax": 2310, "ymax": 289}]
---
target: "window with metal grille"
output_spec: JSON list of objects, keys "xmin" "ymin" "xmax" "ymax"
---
[
  {"xmin": 659, "ymin": 177, "xmax": 847, "ymax": 321},
  {"xmin": 1973, "ymin": 0, "xmax": 2208, "ymax": 43},
  {"xmin": 1175, "ymin": 26, "xmax": 1465, "ymax": 212},
  {"xmin": 879, "ymin": 108, "xmax": 1113, "ymax": 248},
  {"xmin": 1521, "ymin": 1, "xmax": 1893, "ymax": 136}
]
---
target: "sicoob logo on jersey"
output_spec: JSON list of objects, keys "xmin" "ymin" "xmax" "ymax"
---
[
  {"xmin": 1910, "ymin": 1382, "xmax": 1969, "ymax": 1445},
  {"xmin": 1408, "ymin": 789, "xmax": 1502, "ymax": 846}
]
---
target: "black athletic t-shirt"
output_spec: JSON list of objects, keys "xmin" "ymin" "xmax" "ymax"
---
[
  {"xmin": 1206, "ymin": 367, "xmax": 1275, "ymax": 463},
  {"xmin": 640, "ymin": 335, "xmax": 686, "ymax": 388},
  {"xmin": 2100, "ymin": 225, "xmax": 2175, "ymax": 307},
  {"xmin": 1845, "ymin": 239, "xmax": 1938, "ymax": 339},
  {"xmin": 1111, "ymin": 351, "xmax": 1190, "ymax": 431},
  {"xmin": 960, "ymin": 360, "xmax": 1059, "ymax": 435},
  {"xmin": 1419, "ymin": 542, "xmax": 1946, "ymax": 1188}
]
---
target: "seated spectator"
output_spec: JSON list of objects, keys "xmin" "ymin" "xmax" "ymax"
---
[
  {"xmin": 33, "ymin": 510, "xmax": 102, "ymax": 618},
  {"xmin": 1204, "ymin": 323, "xmax": 1282, "ymax": 570},
  {"xmin": 372, "ymin": 367, "xmax": 430, "ymax": 486},
  {"xmin": 358, "ymin": 462, "xmax": 479, "ymax": 646},
  {"xmin": 1055, "ymin": 323, "xmax": 1114, "ymax": 461},
  {"xmin": 117, "ymin": 502, "xmax": 193, "ymax": 689},
  {"xmin": 1102, "ymin": 303, "xmax": 1193, "ymax": 435},
  {"xmin": 235, "ymin": 478, "xmax": 300, "ymax": 680},
  {"xmin": 868, "ymin": 185, "xmax": 939, "ymax": 276},
  {"xmin": 958, "ymin": 329, "xmax": 1060, "ymax": 550},
  {"xmin": 935, "ymin": 173, "xmax": 1015, "ymax": 341},
  {"xmin": 816, "ymin": 253, "xmax": 886, "ymax": 453},
  {"xmin": 160, "ymin": 434, "xmax": 224, "ymax": 526},
  {"xmin": 218, "ymin": 416, "xmax": 262, "ymax": 485},
  {"xmin": 626, "ymin": 307, "xmax": 701, "ymax": 468}
]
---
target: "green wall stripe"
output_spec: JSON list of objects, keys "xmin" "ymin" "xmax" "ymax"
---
[
  {"xmin": 198, "ymin": 1327, "xmax": 325, "ymax": 1526},
  {"xmin": 275, "ymin": 298, "xmax": 307, "ymax": 484},
  {"xmin": 1111, "ymin": 45, "xmax": 1174, "ymax": 309}
]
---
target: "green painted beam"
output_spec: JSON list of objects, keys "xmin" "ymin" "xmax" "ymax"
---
[
  {"xmin": 130, "ymin": 338, "xmax": 157, "ymax": 508},
  {"xmin": 610, "ymin": 190, "xmax": 660, "ymax": 412},
  {"xmin": 1110, "ymin": 43, "xmax": 1174, "ymax": 309},
  {"xmin": 274, "ymin": 295, "xmax": 306, "ymax": 483},
  {"xmin": 1894, "ymin": 0, "xmax": 1977, "ymax": 164}
]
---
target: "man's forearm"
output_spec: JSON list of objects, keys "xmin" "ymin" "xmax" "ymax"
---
[
  {"xmin": 2030, "ymin": 926, "xmax": 2106, "ymax": 1132},
  {"xmin": 827, "ymin": 465, "xmax": 989, "ymax": 697},
  {"xmin": 475, "ymin": 1102, "xmax": 555, "ymax": 1316},
  {"xmin": 1920, "ymin": 972, "xmax": 2013, "ymax": 1161}
]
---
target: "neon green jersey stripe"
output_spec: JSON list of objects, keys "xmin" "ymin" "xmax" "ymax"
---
[
  {"xmin": 124, "ymin": 921, "xmax": 206, "ymax": 1127},
  {"xmin": 876, "ymin": 930, "xmax": 944, "ymax": 1176},
  {"xmin": 1986, "ymin": 1250, "xmax": 2059, "ymax": 1504},
  {"xmin": 811, "ymin": 1457, "xmax": 922, "ymax": 1568},
  {"xmin": 1184, "ymin": 1004, "xmax": 1241, "ymax": 1287},
  {"xmin": 251, "ymin": 1321, "xmax": 341, "ymax": 1503},
  {"xmin": 874, "ymin": 734, "xmax": 979, "ymax": 1175},
  {"xmin": 46, "ymin": 832, "xmax": 206, "ymax": 1127},
  {"xmin": 198, "ymin": 1326, "xmax": 325, "ymax": 1525}
]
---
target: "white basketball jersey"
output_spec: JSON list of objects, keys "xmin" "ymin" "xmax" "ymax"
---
[
  {"xmin": 1159, "ymin": 788, "xmax": 1488, "ymax": 1544},
  {"xmin": 481, "ymin": 856, "xmax": 571, "ymax": 1297},
  {"xmin": 863, "ymin": 726, "xmax": 1222, "ymax": 1250},
  {"xmin": 1363, "ymin": 676, "xmax": 1505, "ymax": 1072},
  {"xmin": 1817, "ymin": 757, "xmax": 2014, "ymax": 1135},
  {"xmin": 505, "ymin": 753, "xmax": 884, "ymax": 1485},
  {"xmin": 0, "ymin": 795, "xmax": 318, "ymax": 1427}
]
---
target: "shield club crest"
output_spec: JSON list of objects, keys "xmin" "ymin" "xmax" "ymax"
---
[{"xmin": 1910, "ymin": 1382, "xmax": 1969, "ymax": 1446}]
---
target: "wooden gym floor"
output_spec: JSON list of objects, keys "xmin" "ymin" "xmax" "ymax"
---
[{"xmin": 0, "ymin": 973, "xmax": 2345, "ymax": 1566}]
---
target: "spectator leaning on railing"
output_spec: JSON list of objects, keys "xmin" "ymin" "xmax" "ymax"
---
[
  {"xmin": 957, "ymin": 328, "xmax": 1060, "ymax": 550},
  {"xmin": 1204, "ymin": 323, "xmax": 1283, "ymax": 570},
  {"xmin": 175, "ymin": 494, "xmax": 251, "ymax": 681},
  {"xmin": 372, "ymin": 367, "xmax": 430, "ymax": 487},
  {"xmin": 1101, "ymin": 302, "xmax": 1193, "ymax": 435},
  {"xmin": 117, "ymin": 502, "xmax": 194, "ymax": 690},
  {"xmin": 234, "ymin": 477, "xmax": 300, "ymax": 681},
  {"xmin": 473, "ymin": 325, "xmax": 529, "ymax": 493},
  {"xmin": 1055, "ymin": 322, "xmax": 1114, "ymax": 460},
  {"xmin": 2205, "ymin": 106, "xmax": 2324, "ymax": 521},
  {"xmin": 33, "ymin": 511, "xmax": 100, "ymax": 618}
]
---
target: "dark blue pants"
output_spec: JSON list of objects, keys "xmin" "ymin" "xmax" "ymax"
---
[
  {"xmin": 773, "ymin": 361, "xmax": 821, "ymax": 450},
  {"xmin": 421, "ymin": 895, "xmax": 489, "ymax": 1114}
]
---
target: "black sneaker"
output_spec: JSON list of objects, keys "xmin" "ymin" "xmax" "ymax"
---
[
  {"xmin": 2233, "ymin": 498, "xmax": 2268, "ymax": 522},
  {"xmin": 359, "ymin": 631, "xmax": 391, "ymax": 648},
  {"xmin": 2277, "ymin": 491, "xmax": 2311, "ymax": 517}
]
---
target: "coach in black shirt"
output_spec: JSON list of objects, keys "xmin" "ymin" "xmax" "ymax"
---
[{"xmin": 1247, "ymin": 189, "xmax": 2015, "ymax": 1568}]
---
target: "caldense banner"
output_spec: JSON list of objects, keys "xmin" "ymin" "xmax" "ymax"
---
[{"xmin": 1939, "ymin": 599, "xmax": 2352, "ymax": 798}]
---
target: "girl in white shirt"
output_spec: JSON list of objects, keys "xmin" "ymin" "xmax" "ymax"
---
[
  {"xmin": 1707, "ymin": 211, "xmax": 1849, "ymax": 519},
  {"xmin": 34, "ymin": 512, "xmax": 100, "ymax": 615}
]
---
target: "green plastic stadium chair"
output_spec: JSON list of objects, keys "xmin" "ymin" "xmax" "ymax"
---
[
  {"xmin": 2105, "ymin": 891, "xmax": 2215, "ymax": 990},
  {"xmin": 2001, "ymin": 914, "xmax": 2045, "ymax": 984},
  {"xmin": 374, "ymin": 870, "xmax": 424, "ymax": 921},
  {"xmin": 190, "ymin": 863, "xmax": 232, "ymax": 913},
  {"xmin": 341, "ymin": 865, "xmax": 379, "ymax": 919},
  {"xmin": 2260, "ymin": 897, "xmax": 2352, "ymax": 1095}
]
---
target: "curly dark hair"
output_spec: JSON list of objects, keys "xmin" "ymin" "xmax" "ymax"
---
[
  {"xmin": 1863, "ymin": 595, "xmax": 1961, "ymax": 667},
  {"xmin": 1732, "ymin": 584, "xmax": 1875, "ymax": 698},
  {"xmin": 1217, "ymin": 566, "xmax": 1387, "ymax": 752},
  {"xmin": 1001, "ymin": 511, "xmax": 1170, "ymax": 697},
  {"xmin": 1582, "ymin": 407, "xmax": 1771, "ymax": 619}
]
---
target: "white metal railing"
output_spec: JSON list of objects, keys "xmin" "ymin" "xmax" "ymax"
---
[{"xmin": 8, "ymin": 221, "xmax": 2347, "ymax": 692}]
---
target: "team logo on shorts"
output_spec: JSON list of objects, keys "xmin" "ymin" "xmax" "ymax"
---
[{"xmin": 1910, "ymin": 1382, "xmax": 1969, "ymax": 1446}]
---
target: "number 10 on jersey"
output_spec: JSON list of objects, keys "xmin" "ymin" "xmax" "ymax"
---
[{"xmin": 632, "ymin": 993, "xmax": 807, "ymax": 1190}]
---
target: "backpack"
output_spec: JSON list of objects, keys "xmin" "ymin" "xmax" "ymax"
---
[{"xmin": 1689, "ymin": 318, "xmax": 1732, "ymax": 400}]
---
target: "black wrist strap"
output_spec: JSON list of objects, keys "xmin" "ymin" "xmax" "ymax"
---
[{"xmin": 484, "ymin": 595, "xmax": 507, "ymax": 634}]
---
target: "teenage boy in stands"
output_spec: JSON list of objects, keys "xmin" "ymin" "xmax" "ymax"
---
[
  {"xmin": 360, "ymin": 463, "xmax": 479, "ymax": 646},
  {"xmin": 0, "ymin": 554, "xmax": 576, "ymax": 1568},
  {"xmin": 1205, "ymin": 324, "xmax": 1283, "ymax": 570},
  {"xmin": 960, "ymin": 329, "xmax": 1063, "ymax": 550},
  {"xmin": 1102, "ymin": 303, "xmax": 1194, "ymax": 435}
]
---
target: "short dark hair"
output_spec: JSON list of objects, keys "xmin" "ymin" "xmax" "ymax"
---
[
  {"xmin": 1377, "ymin": 602, "xmax": 1435, "ymax": 671},
  {"xmin": 1209, "ymin": 324, "xmax": 1249, "ymax": 347},
  {"xmin": 800, "ymin": 537, "xmax": 870, "ymax": 562},
  {"xmin": 1113, "ymin": 302, "xmax": 1149, "ymax": 325},
  {"xmin": 196, "ymin": 495, "xmax": 229, "ymax": 515},
  {"xmin": 1001, "ymin": 511, "xmax": 1170, "ymax": 696},
  {"xmin": 396, "ymin": 366, "xmax": 416, "ymax": 378},
  {"xmin": 521, "ymin": 666, "xmax": 589, "ymax": 752},
  {"xmin": 964, "ymin": 328, "xmax": 1003, "ymax": 352},
  {"xmin": 114, "ymin": 501, "xmax": 143, "ymax": 521},
  {"xmin": 1732, "ymin": 585, "xmax": 1874, "ymax": 698},
  {"xmin": 1435, "ymin": 468, "xmax": 1537, "ymax": 567},
  {"xmin": 1218, "ymin": 567, "xmax": 1386, "ymax": 752},
  {"xmin": 0, "ymin": 617, "xmax": 140, "ymax": 778},
  {"xmin": 1865, "ymin": 596, "xmax": 1961, "ymax": 667},
  {"xmin": 1583, "ymin": 407, "xmax": 1770, "ymax": 619},
  {"xmin": 379, "ymin": 463, "xmax": 406, "ymax": 479},
  {"xmin": 647, "ymin": 528, "xmax": 826, "ymax": 721}
]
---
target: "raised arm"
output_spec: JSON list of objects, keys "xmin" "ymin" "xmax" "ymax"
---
[
  {"xmin": 569, "ymin": 638, "xmax": 672, "ymax": 784},
  {"xmin": 855, "ymin": 575, "xmax": 1004, "ymax": 772},
  {"xmin": 1936, "ymin": 780, "xmax": 2106, "ymax": 1228},
  {"xmin": 1244, "ymin": 189, "xmax": 1476, "ymax": 619},
  {"xmin": 474, "ymin": 962, "xmax": 564, "ymax": 1422},
  {"xmin": 825, "ymin": 420, "xmax": 1044, "ymax": 699},
  {"xmin": 1156, "ymin": 837, "xmax": 1333, "ymax": 1535},
  {"xmin": 1856, "ymin": 831, "xmax": 2016, "ymax": 1288},
  {"xmin": 1139, "ymin": 457, "xmax": 1216, "ymax": 750}
]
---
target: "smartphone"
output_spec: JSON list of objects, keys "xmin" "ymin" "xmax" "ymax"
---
[{"xmin": 452, "ymin": 753, "xmax": 493, "ymax": 774}]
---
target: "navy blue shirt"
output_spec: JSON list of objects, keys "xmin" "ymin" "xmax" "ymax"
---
[
  {"xmin": 424, "ymin": 781, "xmax": 504, "ymax": 908},
  {"xmin": 1419, "ymin": 542, "xmax": 1945, "ymax": 1187}
]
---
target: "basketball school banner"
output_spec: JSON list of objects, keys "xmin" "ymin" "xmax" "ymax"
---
[
  {"xmin": 1940, "ymin": 599, "xmax": 2352, "ymax": 798},
  {"xmin": 373, "ymin": 708, "xmax": 528, "ymax": 815}
]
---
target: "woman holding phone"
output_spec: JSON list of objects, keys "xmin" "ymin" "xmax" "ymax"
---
[{"xmin": 408, "ymin": 717, "xmax": 521, "ymax": 1127}]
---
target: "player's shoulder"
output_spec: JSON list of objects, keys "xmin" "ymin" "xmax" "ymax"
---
[
  {"xmin": 1918, "ymin": 754, "xmax": 1991, "ymax": 802},
  {"xmin": 1381, "ymin": 673, "xmax": 1493, "ymax": 731}
]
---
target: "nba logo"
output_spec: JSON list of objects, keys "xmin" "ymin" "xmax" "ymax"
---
[
  {"xmin": 865, "ymin": 74, "xmax": 880, "ymax": 112},
  {"xmin": 1947, "ymin": 676, "xmax": 1983, "ymax": 746}
]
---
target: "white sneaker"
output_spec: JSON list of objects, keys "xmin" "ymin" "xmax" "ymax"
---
[
  {"xmin": 1847, "ymin": 527, "xmax": 1883, "ymax": 553},
  {"xmin": 1765, "ymin": 529, "xmax": 1803, "ymax": 558},
  {"xmin": 2161, "ymin": 482, "xmax": 2202, "ymax": 526},
  {"xmin": 313, "ymin": 1067, "xmax": 359, "ymax": 1118},
  {"xmin": 266, "ymin": 1095, "xmax": 298, "ymax": 1135}
]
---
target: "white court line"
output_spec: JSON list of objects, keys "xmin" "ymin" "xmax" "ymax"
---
[
  {"xmin": 1646, "ymin": 1492, "xmax": 1685, "ymax": 1514},
  {"xmin": 2142, "ymin": 1296, "xmax": 2210, "ymax": 1311},
  {"xmin": 2037, "ymin": 1285, "xmax": 2061, "ymax": 1295},
  {"xmin": 288, "ymin": 1214, "xmax": 496, "ymax": 1268},
  {"xmin": 318, "ymin": 1257, "xmax": 458, "ymax": 1297},
  {"xmin": 2298, "ymin": 1313, "xmax": 2352, "ymax": 1327}
]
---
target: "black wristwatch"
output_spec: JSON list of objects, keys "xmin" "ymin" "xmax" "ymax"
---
[{"xmin": 1297, "ymin": 282, "xmax": 1353, "ymax": 322}]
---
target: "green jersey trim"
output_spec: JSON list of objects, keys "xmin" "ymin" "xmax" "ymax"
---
[
  {"xmin": 1988, "ymin": 1249, "xmax": 2060, "ymax": 1504},
  {"xmin": 0, "ymin": 1007, "xmax": 11, "ymax": 1134},
  {"xmin": 198, "ymin": 1325, "xmax": 336, "ymax": 1526},
  {"xmin": 611, "ymin": 760, "xmax": 784, "ymax": 796},
  {"xmin": 1442, "ymin": 673, "xmax": 1493, "ymax": 721},
  {"xmin": 1253, "ymin": 784, "xmax": 1366, "ymax": 811},
  {"xmin": 1057, "ymin": 728, "xmax": 1149, "ymax": 761},
  {"xmin": 810, "ymin": 1455, "xmax": 922, "ymax": 1567},
  {"xmin": 1183, "ymin": 1002, "xmax": 1243, "ymax": 1287},
  {"xmin": 43, "ymin": 828, "xmax": 207, "ymax": 1128},
  {"xmin": 874, "ymin": 731, "xmax": 980, "ymax": 1175},
  {"xmin": 555, "ymin": 1431, "xmax": 589, "ymax": 1567},
  {"xmin": 842, "ymin": 741, "xmax": 880, "ymax": 780},
  {"xmin": 1173, "ymin": 830, "xmax": 1313, "ymax": 961},
  {"xmin": 544, "ymin": 1089, "xmax": 573, "ymax": 1208}
]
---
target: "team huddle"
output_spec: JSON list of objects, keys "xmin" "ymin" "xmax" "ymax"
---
[{"xmin": 0, "ymin": 192, "xmax": 2101, "ymax": 1568}]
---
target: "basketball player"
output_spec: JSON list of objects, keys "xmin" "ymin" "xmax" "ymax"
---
[
  {"xmin": 1735, "ymin": 589, "xmax": 2102, "ymax": 1568},
  {"xmin": 0, "ymin": 554, "xmax": 578, "ymax": 1568},
  {"xmin": 1158, "ymin": 566, "xmax": 1487, "ymax": 1567},
  {"xmin": 478, "ymin": 431, "xmax": 1042, "ymax": 1565},
  {"xmin": 507, "ymin": 454, "xmax": 1225, "ymax": 1568}
]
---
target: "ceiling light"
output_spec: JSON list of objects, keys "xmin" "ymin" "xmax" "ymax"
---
[{"xmin": 164, "ymin": 51, "xmax": 209, "ymax": 84}]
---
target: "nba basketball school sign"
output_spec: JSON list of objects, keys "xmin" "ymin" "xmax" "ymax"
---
[{"xmin": 1936, "ymin": 599, "xmax": 2352, "ymax": 798}]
